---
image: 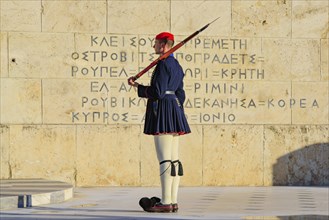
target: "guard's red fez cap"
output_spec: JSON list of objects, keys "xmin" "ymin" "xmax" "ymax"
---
[{"xmin": 155, "ymin": 32, "xmax": 174, "ymax": 41}]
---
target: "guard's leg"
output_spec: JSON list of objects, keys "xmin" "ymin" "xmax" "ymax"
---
[
  {"xmin": 154, "ymin": 134, "xmax": 174, "ymax": 205},
  {"xmin": 171, "ymin": 135, "xmax": 181, "ymax": 206}
]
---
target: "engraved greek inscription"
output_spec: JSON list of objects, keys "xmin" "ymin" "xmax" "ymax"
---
[
  {"xmin": 130, "ymin": 36, "xmax": 155, "ymax": 48},
  {"xmin": 81, "ymin": 97, "xmax": 108, "ymax": 108},
  {"xmin": 90, "ymin": 81, "xmax": 109, "ymax": 93},
  {"xmin": 193, "ymin": 83, "xmax": 242, "ymax": 94},
  {"xmin": 68, "ymin": 35, "xmax": 323, "ymax": 125},
  {"xmin": 71, "ymin": 66, "xmax": 130, "ymax": 78},
  {"xmin": 71, "ymin": 111, "xmax": 130, "ymax": 123},
  {"xmin": 188, "ymin": 38, "xmax": 247, "ymax": 50},
  {"xmin": 198, "ymin": 112, "xmax": 236, "ymax": 123},
  {"xmin": 212, "ymin": 68, "xmax": 264, "ymax": 79},
  {"xmin": 91, "ymin": 35, "xmax": 120, "ymax": 47}
]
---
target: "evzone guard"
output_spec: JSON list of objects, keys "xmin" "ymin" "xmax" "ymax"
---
[
  {"xmin": 128, "ymin": 18, "xmax": 219, "ymax": 213},
  {"xmin": 129, "ymin": 32, "xmax": 190, "ymax": 212}
]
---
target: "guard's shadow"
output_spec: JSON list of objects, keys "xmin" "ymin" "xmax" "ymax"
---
[{"xmin": 272, "ymin": 142, "xmax": 329, "ymax": 186}]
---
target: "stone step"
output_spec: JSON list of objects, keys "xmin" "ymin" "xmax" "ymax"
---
[{"xmin": 0, "ymin": 179, "xmax": 73, "ymax": 210}]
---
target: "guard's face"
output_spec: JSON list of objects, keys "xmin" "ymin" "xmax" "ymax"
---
[{"xmin": 153, "ymin": 40, "xmax": 165, "ymax": 54}]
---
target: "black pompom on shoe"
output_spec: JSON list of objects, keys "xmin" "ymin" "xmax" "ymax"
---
[
  {"xmin": 139, "ymin": 197, "xmax": 152, "ymax": 211},
  {"xmin": 150, "ymin": 197, "xmax": 161, "ymax": 206},
  {"xmin": 139, "ymin": 196, "xmax": 161, "ymax": 212}
]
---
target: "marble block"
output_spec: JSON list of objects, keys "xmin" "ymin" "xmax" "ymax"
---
[
  {"xmin": 203, "ymin": 125, "xmax": 264, "ymax": 186},
  {"xmin": 42, "ymin": 0, "xmax": 107, "ymax": 33},
  {"xmin": 9, "ymin": 125, "xmax": 76, "ymax": 185},
  {"xmin": 1, "ymin": 79, "xmax": 42, "ymax": 124},
  {"xmin": 76, "ymin": 125, "xmax": 141, "ymax": 186},
  {"xmin": 0, "ymin": 0, "xmax": 41, "ymax": 32}
]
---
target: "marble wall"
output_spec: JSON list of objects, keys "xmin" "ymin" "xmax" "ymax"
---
[{"xmin": 0, "ymin": 0, "xmax": 328, "ymax": 186}]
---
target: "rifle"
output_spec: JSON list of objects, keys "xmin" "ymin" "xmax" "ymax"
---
[{"xmin": 131, "ymin": 17, "xmax": 220, "ymax": 81}]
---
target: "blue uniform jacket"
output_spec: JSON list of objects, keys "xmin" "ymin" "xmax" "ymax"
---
[
  {"xmin": 137, "ymin": 55, "xmax": 185, "ymax": 106},
  {"xmin": 137, "ymin": 55, "xmax": 191, "ymax": 135}
]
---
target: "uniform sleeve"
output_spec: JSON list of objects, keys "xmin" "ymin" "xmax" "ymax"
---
[
  {"xmin": 137, "ymin": 61, "xmax": 169, "ymax": 99},
  {"xmin": 175, "ymin": 80, "xmax": 186, "ymax": 105}
]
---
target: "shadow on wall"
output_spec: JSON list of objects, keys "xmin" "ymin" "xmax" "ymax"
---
[{"xmin": 273, "ymin": 143, "xmax": 329, "ymax": 186}]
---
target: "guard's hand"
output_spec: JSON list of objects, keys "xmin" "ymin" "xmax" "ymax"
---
[{"xmin": 128, "ymin": 76, "xmax": 139, "ymax": 87}]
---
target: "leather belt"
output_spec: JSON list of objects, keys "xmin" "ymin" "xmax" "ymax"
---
[{"xmin": 165, "ymin": 91, "xmax": 175, "ymax": 95}]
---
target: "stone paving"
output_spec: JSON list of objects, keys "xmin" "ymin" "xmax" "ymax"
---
[{"xmin": 0, "ymin": 179, "xmax": 328, "ymax": 220}]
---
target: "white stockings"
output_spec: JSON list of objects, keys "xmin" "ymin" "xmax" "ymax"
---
[{"xmin": 154, "ymin": 134, "xmax": 181, "ymax": 205}]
